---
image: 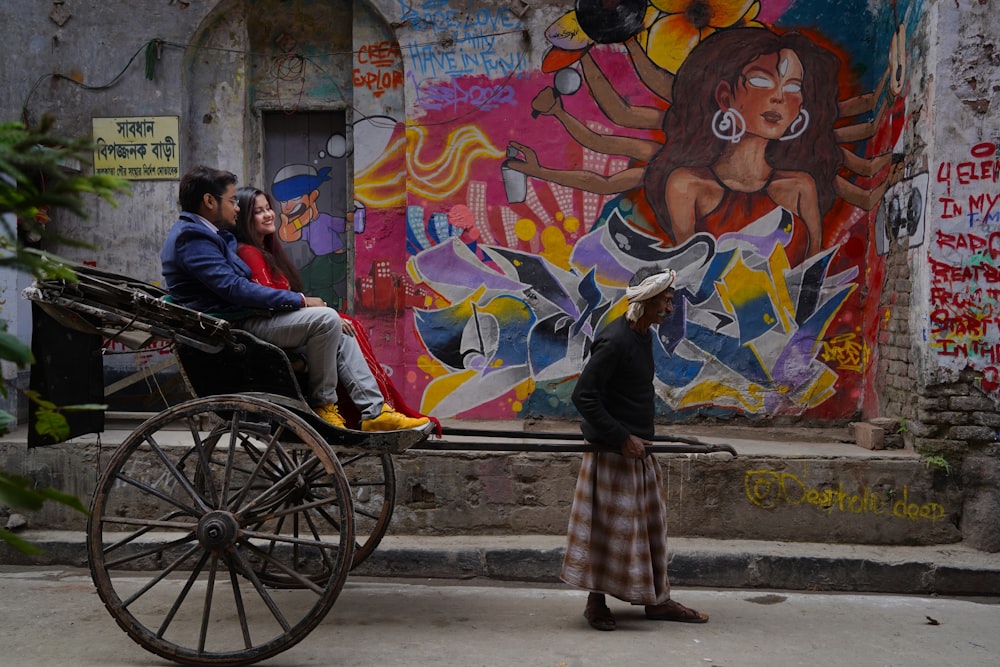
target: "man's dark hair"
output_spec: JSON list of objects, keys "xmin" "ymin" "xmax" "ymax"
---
[
  {"xmin": 178, "ymin": 165, "xmax": 238, "ymax": 212},
  {"xmin": 629, "ymin": 264, "xmax": 664, "ymax": 288}
]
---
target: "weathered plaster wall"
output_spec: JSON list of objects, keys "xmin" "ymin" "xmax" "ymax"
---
[
  {"xmin": 0, "ymin": 1, "xmax": 214, "ymax": 282},
  {"xmin": 922, "ymin": 0, "xmax": 1000, "ymax": 395},
  {"xmin": 911, "ymin": 0, "xmax": 1000, "ymax": 551}
]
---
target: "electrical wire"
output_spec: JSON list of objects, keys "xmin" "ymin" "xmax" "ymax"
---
[
  {"xmin": 19, "ymin": 28, "xmax": 530, "ymax": 130},
  {"xmin": 20, "ymin": 40, "xmax": 152, "ymax": 125}
]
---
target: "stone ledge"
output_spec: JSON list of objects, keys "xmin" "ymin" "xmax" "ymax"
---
[{"xmin": 4, "ymin": 532, "xmax": 997, "ymax": 597}]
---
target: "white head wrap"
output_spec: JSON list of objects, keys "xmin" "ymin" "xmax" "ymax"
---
[{"xmin": 624, "ymin": 268, "xmax": 676, "ymax": 323}]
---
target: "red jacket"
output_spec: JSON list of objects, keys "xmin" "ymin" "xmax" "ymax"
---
[{"xmin": 236, "ymin": 244, "xmax": 437, "ymax": 430}]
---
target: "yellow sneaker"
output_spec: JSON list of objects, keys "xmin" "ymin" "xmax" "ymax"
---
[
  {"xmin": 362, "ymin": 404, "xmax": 431, "ymax": 432},
  {"xmin": 314, "ymin": 403, "xmax": 346, "ymax": 429}
]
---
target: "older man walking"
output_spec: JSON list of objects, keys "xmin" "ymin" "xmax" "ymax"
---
[{"xmin": 562, "ymin": 265, "xmax": 708, "ymax": 631}]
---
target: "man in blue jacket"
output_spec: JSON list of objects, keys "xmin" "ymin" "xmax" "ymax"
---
[{"xmin": 161, "ymin": 164, "xmax": 428, "ymax": 432}]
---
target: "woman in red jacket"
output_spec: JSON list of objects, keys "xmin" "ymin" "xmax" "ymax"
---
[{"xmin": 234, "ymin": 186, "xmax": 435, "ymax": 431}]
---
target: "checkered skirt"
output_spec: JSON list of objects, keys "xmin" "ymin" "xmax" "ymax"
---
[{"xmin": 560, "ymin": 450, "xmax": 671, "ymax": 605}]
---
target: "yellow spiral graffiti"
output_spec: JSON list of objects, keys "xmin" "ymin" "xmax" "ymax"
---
[
  {"xmin": 355, "ymin": 124, "xmax": 505, "ymax": 208},
  {"xmin": 405, "ymin": 125, "xmax": 504, "ymax": 201},
  {"xmin": 355, "ymin": 133, "xmax": 407, "ymax": 208}
]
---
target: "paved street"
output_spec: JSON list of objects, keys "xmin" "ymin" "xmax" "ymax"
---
[{"xmin": 1, "ymin": 566, "xmax": 998, "ymax": 666}]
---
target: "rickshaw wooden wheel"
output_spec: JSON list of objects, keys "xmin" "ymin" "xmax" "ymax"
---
[
  {"xmin": 86, "ymin": 395, "xmax": 354, "ymax": 666},
  {"xmin": 196, "ymin": 442, "xmax": 395, "ymax": 585},
  {"xmin": 341, "ymin": 451, "xmax": 396, "ymax": 569}
]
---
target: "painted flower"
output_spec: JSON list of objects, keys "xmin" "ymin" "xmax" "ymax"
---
[
  {"xmin": 541, "ymin": 10, "xmax": 590, "ymax": 72},
  {"xmin": 542, "ymin": 4, "xmax": 660, "ymax": 72},
  {"xmin": 544, "ymin": 10, "xmax": 590, "ymax": 52},
  {"xmin": 641, "ymin": 0, "xmax": 763, "ymax": 73},
  {"xmin": 542, "ymin": 0, "xmax": 763, "ymax": 75}
]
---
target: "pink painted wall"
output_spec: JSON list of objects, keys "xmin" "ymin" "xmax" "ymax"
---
[{"xmin": 351, "ymin": 0, "xmax": 920, "ymax": 424}]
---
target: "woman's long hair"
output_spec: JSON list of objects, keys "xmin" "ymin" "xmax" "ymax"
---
[
  {"xmin": 234, "ymin": 186, "xmax": 304, "ymax": 292},
  {"xmin": 643, "ymin": 28, "xmax": 843, "ymax": 242}
]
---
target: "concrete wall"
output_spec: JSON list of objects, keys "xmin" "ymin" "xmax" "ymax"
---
[{"xmin": 0, "ymin": 438, "xmax": 962, "ymax": 547}]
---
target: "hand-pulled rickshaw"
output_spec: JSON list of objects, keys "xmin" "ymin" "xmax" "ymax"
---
[{"xmin": 23, "ymin": 264, "xmax": 735, "ymax": 666}]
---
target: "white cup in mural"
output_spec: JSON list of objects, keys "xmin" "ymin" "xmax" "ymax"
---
[{"xmin": 502, "ymin": 145, "xmax": 527, "ymax": 204}]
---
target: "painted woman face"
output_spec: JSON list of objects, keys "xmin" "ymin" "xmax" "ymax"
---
[
  {"xmin": 250, "ymin": 193, "xmax": 277, "ymax": 243},
  {"xmin": 723, "ymin": 49, "xmax": 805, "ymax": 141}
]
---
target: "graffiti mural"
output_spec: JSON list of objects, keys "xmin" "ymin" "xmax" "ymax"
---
[
  {"xmin": 354, "ymin": 0, "xmax": 924, "ymax": 420},
  {"xmin": 269, "ymin": 158, "xmax": 365, "ymax": 309}
]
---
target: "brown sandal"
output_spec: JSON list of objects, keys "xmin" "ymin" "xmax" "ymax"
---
[
  {"xmin": 584, "ymin": 603, "xmax": 617, "ymax": 631},
  {"xmin": 644, "ymin": 599, "xmax": 709, "ymax": 623}
]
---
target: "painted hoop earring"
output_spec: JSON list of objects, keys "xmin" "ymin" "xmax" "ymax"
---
[
  {"xmin": 711, "ymin": 108, "xmax": 746, "ymax": 143},
  {"xmin": 780, "ymin": 109, "xmax": 810, "ymax": 141}
]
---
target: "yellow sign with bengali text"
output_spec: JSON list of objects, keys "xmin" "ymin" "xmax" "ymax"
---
[{"xmin": 92, "ymin": 116, "xmax": 180, "ymax": 180}]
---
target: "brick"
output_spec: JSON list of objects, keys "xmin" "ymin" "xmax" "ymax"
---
[
  {"xmin": 883, "ymin": 433, "xmax": 905, "ymax": 449},
  {"xmin": 870, "ymin": 417, "xmax": 899, "ymax": 431},
  {"xmin": 948, "ymin": 425, "xmax": 997, "ymax": 442},
  {"xmin": 850, "ymin": 422, "xmax": 885, "ymax": 450},
  {"xmin": 907, "ymin": 420, "xmax": 938, "ymax": 437},
  {"xmin": 913, "ymin": 437, "xmax": 966, "ymax": 456},
  {"xmin": 924, "ymin": 384, "xmax": 971, "ymax": 397},
  {"xmin": 973, "ymin": 411, "xmax": 1000, "ymax": 428},
  {"xmin": 918, "ymin": 396, "xmax": 948, "ymax": 411},
  {"xmin": 949, "ymin": 394, "xmax": 996, "ymax": 411},
  {"xmin": 925, "ymin": 411, "xmax": 970, "ymax": 425}
]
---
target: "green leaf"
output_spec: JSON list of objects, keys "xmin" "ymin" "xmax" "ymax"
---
[
  {"xmin": 32, "ymin": 486, "xmax": 89, "ymax": 515},
  {"xmin": 0, "ymin": 409, "xmax": 15, "ymax": 435},
  {"xmin": 0, "ymin": 330, "xmax": 34, "ymax": 365},
  {"xmin": 32, "ymin": 408, "xmax": 70, "ymax": 442},
  {"xmin": 0, "ymin": 528, "xmax": 44, "ymax": 555},
  {"xmin": 23, "ymin": 389, "xmax": 57, "ymax": 411},
  {"xmin": 0, "ymin": 117, "xmax": 116, "ymax": 551},
  {"xmin": 0, "ymin": 472, "xmax": 88, "ymax": 515},
  {"xmin": 20, "ymin": 391, "xmax": 105, "ymax": 441},
  {"xmin": 0, "ymin": 472, "xmax": 45, "ymax": 510}
]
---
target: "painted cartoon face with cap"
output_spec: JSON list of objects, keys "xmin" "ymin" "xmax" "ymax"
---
[{"xmin": 271, "ymin": 164, "xmax": 333, "ymax": 243}]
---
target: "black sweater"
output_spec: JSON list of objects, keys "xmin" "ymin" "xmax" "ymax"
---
[{"xmin": 572, "ymin": 317, "xmax": 655, "ymax": 450}]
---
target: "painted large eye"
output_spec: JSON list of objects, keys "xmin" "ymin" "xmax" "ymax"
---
[
  {"xmin": 746, "ymin": 75, "xmax": 775, "ymax": 89},
  {"xmin": 575, "ymin": 0, "xmax": 647, "ymax": 44}
]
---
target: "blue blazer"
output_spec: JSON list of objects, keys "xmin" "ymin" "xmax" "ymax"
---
[{"xmin": 160, "ymin": 214, "xmax": 302, "ymax": 316}]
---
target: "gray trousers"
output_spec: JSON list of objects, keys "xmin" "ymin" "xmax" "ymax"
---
[{"xmin": 239, "ymin": 307, "xmax": 384, "ymax": 419}]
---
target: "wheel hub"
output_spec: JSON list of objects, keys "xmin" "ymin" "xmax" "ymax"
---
[{"xmin": 197, "ymin": 510, "xmax": 240, "ymax": 551}]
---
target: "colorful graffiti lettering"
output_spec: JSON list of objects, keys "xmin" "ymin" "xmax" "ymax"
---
[
  {"xmin": 408, "ymin": 199, "xmax": 858, "ymax": 417},
  {"xmin": 411, "ymin": 77, "xmax": 518, "ymax": 112},
  {"xmin": 938, "ymin": 160, "xmax": 1000, "ymax": 190},
  {"xmin": 354, "ymin": 41, "xmax": 404, "ymax": 98},
  {"xmin": 928, "ymin": 141, "xmax": 1000, "ymax": 397},
  {"xmin": 397, "ymin": 2, "xmax": 524, "ymax": 80},
  {"xmin": 744, "ymin": 469, "xmax": 946, "ymax": 523},
  {"xmin": 935, "ymin": 141, "xmax": 1000, "ymax": 195},
  {"xmin": 820, "ymin": 333, "xmax": 868, "ymax": 373}
]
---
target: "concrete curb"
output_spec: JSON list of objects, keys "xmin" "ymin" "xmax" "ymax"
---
[{"xmin": 3, "ymin": 532, "xmax": 998, "ymax": 596}]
